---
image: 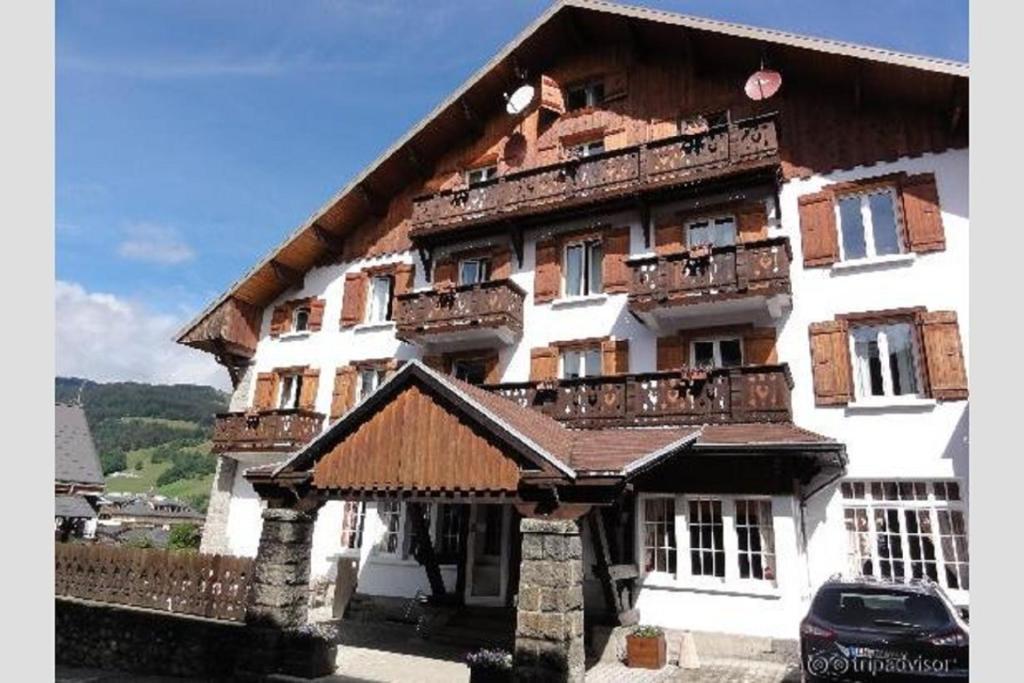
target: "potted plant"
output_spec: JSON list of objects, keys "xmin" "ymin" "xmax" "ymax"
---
[
  {"xmin": 465, "ymin": 647, "xmax": 513, "ymax": 683},
  {"xmin": 625, "ymin": 625, "xmax": 667, "ymax": 669}
]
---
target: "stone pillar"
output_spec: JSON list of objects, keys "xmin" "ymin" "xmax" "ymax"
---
[
  {"xmin": 514, "ymin": 518, "xmax": 585, "ymax": 683},
  {"xmin": 246, "ymin": 508, "xmax": 315, "ymax": 629},
  {"xmin": 199, "ymin": 456, "xmax": 238, "ymax": 555}
]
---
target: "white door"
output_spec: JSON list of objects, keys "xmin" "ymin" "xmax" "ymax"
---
[{"xmin": 464, "ymin": 503, "xmax": 510, "ymax": 605}]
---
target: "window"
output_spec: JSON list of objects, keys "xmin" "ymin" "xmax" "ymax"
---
[
  {"xmin": 566, "ymin": 80, "xmax": 605, "ymax": 111},
  {"xmin": 841, "ymin": 480, "xmax": 968, "ymax": 592},
  {"xmin": 435, "ymin": 504, "xmax": 464, "ymax": 561},
  {"xmin": 850, "ymin": 323, "xmax": 920, "ymax": 399},
  {"xmin": 340, "ymin": 501, "xmax": 365, "ymax": 552},
  {"xmin": 568, "ymin": 139, "xmax": 605, "ymax": 158},
  {"xmin": 561, "ymin": 347, "xmax": 602, "ymax": 379},
  {"xmin": 836, "ymin": 188, "xmax": 903, "ymax": 261},
  {"xmin": 691, "ymin": 338, "xmax": 743, "ymax": 370},
  {"xmin": 292, "ymin": 306, "xmax": 311, "ymax": 332},
  {"xmin": 735, "ymin": 499, "xmax": 776, "ymax": 583},
  {"xmin": 642, "ymin": 498, "xmax": 676, "ymax": 574},
  {"xmin": 564, "ymin": 240, "xmax": 603, "ymax": 296},
  {"xmin": 374, "ymin": 500, "xmax": 402, "ymax": 555},
  {"xmin": 278, "ymin": 373, "xmax": 304, "ymax": 410},
  {"xmin": 358, "ymin": 367, "xmax": 388, "ymax": 402},
  {"xmin": 686, "ymin": 216, "xmax": 737, "ymax": 248},
  {"xmin": 452, "ymin": 359, "xmax": 489, "ymax": 385},
  {"xmin": 459, "ymin": 258, "xmax": 490, "ymax": 285},
  {"xmin": 688, "ymin": 498, "xmax": 725, "ymax": 579},
  {"xmin": 466, "ymin": 165, "xmax": 497, "ymax": 187},
  {"xmin": 366, "ymin": 275, "xmax": 394, "ymax": 324}
]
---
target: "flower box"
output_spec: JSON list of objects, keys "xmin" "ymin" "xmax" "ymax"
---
[{"xmin": 625, "ymin": 626, "xmax": 667, "ymax": 669}]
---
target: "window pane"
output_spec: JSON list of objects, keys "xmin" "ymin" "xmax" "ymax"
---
[
  {"xmin": 688, "ymin": 499, "xmax": 724, "ymax": 578},
  {"xmin": 693, "ymin": 341, "xmax": 715, "ymax": 369},
  {"xmin": 368, "ymin": 277, "xmax": 392, "ymax": 322},
  {"xmin": 340, "ymin": 501, "xmax": 365, "ymax": 550},
  {"xmin": 589, "ymin": 82, "xmax": 605, "ymax": 106},
  {"xmin": 460, "ymin": 260, "xmax": 480, "ymax": 285},
  {"xmin": 565, "ymin": 245, "xmax": 583, "ymax": 296},
  {"xmin": 294, "ymin": 308, "xmax": 310, "ymax": 331},
  {"xmin": 687, "ymin": 221, "xmax": 709, "ymax": 247},
  {"xmin": 852, "ymin": 328, "xmax": 884, "ymax": 397},
  {"xmin": 643, "ymin": 498, "xmax": 676, "ymax": 574},
  {"xmin": 587, "ymin": 242, "xmax": 603, "ymax": 294},
  {"xmin": 839, "ymin": 196, "xmax": 867, "ymax": 260},
  {"xmin": 360, "ymin": 369, "xmax": 377, "ymax": 401},
  {"xmin": 453, "ymin": 360, "xmax": 487, "ymax": 385},
  {"xmin": 885, "ymin": 324, "xmax": 919, "ymax": 396},
  {"xmin": 562, "ymin": 350, "xmax": 581, "ymax": 379},
  {"xmin": 709, "ymin": 218, "xmax": 737, "ymax": 247},
  {"xmin": 567, "ymin": 87, "xmax": 587, "ymax": 111},
  {"xmin": 584, "ymin": 348, "xmax": 603, "ymax": 377},
  {"xmin": 869, "ymin": 192, "xmax": 900, "ymax": 256},
  {"xmin": 719, "ymin": 339, "xmax": 743, "ymax": 368}
]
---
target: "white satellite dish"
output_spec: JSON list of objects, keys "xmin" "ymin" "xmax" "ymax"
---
[{"xmin": 505, "ymin": 84, "xmax": 536, "ymax": 115}]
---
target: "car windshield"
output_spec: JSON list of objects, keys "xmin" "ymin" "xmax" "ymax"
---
[{"xmin": 812, "ymin": 587, "xmax": 952, "ymax": 630}]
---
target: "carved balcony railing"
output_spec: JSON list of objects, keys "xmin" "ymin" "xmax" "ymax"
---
[
  {"xmin": 212, "ymin": 409, "xmax": 324, "ymax": 454},
  {"xmin": 410, "ymin": 113, "xmax": 780, "ymax": 237},
  {"xmin": 483, "ymin": 365, "xmax": 793, "ymax": 429},
  {"xmin": 394, "ymin": 279, "xmax": 526, "ymax": 347},
  {"xmin": 627, "ymin": 237, "xmax": 792, "ymax": 318}
]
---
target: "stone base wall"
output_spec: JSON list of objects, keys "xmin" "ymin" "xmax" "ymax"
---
[
  {"xmin": 199, "ymin": 456, "xmax": 238, "ymax": 555},
  {"xmin": 247, "ymin": 508, "xmax": 315, "ymax": 629}
]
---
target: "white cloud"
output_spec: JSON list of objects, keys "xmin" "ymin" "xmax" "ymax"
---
[
  {"xmin": 56, "ymin": 280, "xmax": 230, "ymax": 391},
  {"xmin": 116, "ymin": 223, "xmax": 195, "ymax": 265}
]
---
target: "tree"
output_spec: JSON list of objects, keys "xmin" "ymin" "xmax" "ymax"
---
[
  {"xmin": 99, "ymin": 449, "xmax": 127, "ymax": 475},
  {"xmin": 168, "ymin": 523, "xmax": 201, "ymax": 552}
]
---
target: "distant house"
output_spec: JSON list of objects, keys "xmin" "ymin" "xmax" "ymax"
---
[
  {"xmin": 55, "ymin": 403, "xmax": 105, "ymax": 541},
  {"xmin": 97, "ymin": 492, "xmax": 206, "ymax": 531}
]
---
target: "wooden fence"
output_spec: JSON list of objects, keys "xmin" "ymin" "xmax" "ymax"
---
[{"xmin": 55, "ymin": 543, "xmax": 254, "ymax": 622}]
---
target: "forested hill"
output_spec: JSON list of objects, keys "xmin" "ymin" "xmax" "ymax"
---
[{"xmin": 56, "ymin": 378, "xmax": 230, "ymax": 511}]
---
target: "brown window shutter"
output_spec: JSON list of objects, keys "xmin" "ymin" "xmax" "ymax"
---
[
  {"xmin": 253, "ymin": 372, "xmax": 278, "ymax": 410},
  {"xmin": 736, "ymin": 202, "xmax": 768, "ymax": 244},
  {"xmin": 605, "ymin": 69, "xmax": 628, "ymax": 102},
  {"xmin": 798, "ymin": 191, "xmax": 839, "ymax": 267},
  {"xmin": 433, "ymin": 258, "xmax": 457, "ymax": 286},
  {"xmin": 421, "ymin": 355, "xmax": 446, "ymax": 373},
  {"xmin": 656, "ymin": 336, "xmax": 687, "ymax": 371},
  {"xmin": 743, "ymin": 327, "xmax": 778, "ymax": 365},
  {"xmin": 808, "ymin": 320, "xmax": 853, "ymax": 406},
  {"xmin": 307, "ymin": 299, "xmax": 325, "ymax": 332},
  {"xmin": 484, "ymin": 354, "xmax": 502, "ymax": 383},
  {"xmin": 490, "ymin": 247, "xmax": 512, "ymax": 280},
  {"xmin": 534, "ymin": 239, "xmax": 560, "ymax": 304},
  {"xmin": 919, "ymin": 311, "xmax": 967, "ymax": 400},
  {"xmin": 340, "ymin": 272, "xmax": 368, "ymax": 328},
  {"xmin": 269, "ymin": 305, "xmax": 291, "ymax": 338},
  {"xmin": 529, "ymin": 346, "xmax": 558, "ymax": 381},
  {"xmin": 601, "ymin": 339, "xmax": 629, "ymax": 375},
  {"xmin": 900, "ymin": 173, "xmax": 946, "ymax": 253},
  {"xmin": 602, "ymin": 225, "xmax": 632, "ymax": 293},
  {"xmin": 654, "ymin": 216, "xmax": 684, "ymax": 255},
  {"xmin": 330, "ymin": 366, "xmax": 358, "ymax": 420},
  {"xmin": 393, "ymin": 263, "xmax": 415, "ymax": 296},
  {"xmin": 298, "ymin": 368, "xmax": 320, "ymax": 411},
  {"xmin": 539, "ymin": 75, "xmax": 565, "ymax": 116}
]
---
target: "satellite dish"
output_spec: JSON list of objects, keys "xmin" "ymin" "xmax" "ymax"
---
[
  {"xmin": 505, "ymin": 84, "xmax": 536, "ymax": 115},
  {"xmin": 744, "ymin": 69, "xmax": 782, "ymax": 101}
]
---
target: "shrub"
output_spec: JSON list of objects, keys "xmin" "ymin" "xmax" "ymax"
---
[
  {"xmin": 167, "ymin": 523, "xmax": 201, "ymax": 552},
  {"xmin": 465, "ymin": 648, "xmax": 513, "ymax": 671},
  {"xmin": 631, "ymin": 625, "xmax": 664, "ymax": 638},
  {"xmin": 99, "ymin": 449, "xmax": 127, "ymax": 475}
]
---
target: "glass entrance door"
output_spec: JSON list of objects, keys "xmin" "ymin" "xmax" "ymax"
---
[{"xmin": 465, "ymin": 503, "xmax": 510, "ymax": 605}]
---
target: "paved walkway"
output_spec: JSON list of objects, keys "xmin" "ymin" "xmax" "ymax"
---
[{"xmin": 586, "ymin": 658, "xmax": 802, "ymax": 682}]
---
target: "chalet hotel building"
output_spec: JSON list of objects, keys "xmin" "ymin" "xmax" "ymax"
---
[{"xmin": 178, "ymin": 0, "xmax": 968, "ymax": 651}]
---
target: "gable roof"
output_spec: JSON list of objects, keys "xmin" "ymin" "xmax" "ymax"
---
[
  {"xmin": 176, "ymin": 0, "xmax": 967, "ymax": 348},
  {"xmin": 55, "ymin": 403, "xmax": 104, "ymax": 487}
]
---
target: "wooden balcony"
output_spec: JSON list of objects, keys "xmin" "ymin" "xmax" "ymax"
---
[
  {"xmin": 212, "ymin": 409, "xmax": 324, "ymax": 454},
  {"xmin": 410, "ymin": 114, "xmax": 780, "ymax": 239},
  {"xmin": 483, "ymin": 364, "xmax": 793, "ymax": 429},
  {"xmin": 394, "ymin": 279, "xmax": 525, "ymax": 349},
  {"xmin": 627, "ymin": 237, "xmax": 792, "ymax": 329}
]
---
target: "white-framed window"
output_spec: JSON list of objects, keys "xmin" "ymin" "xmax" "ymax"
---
[
  {"xmin": 459, "ymin": 258, "xmax": 490, "ymax": 285},
  {"xmin": 374, "ymin": 500, "xmax": 403, "ymax": 556},
  {"xmin": 292, "ymin": 305, "xmax": 311, "ymax": 332},
  {"xmin": 340, "ymin": 501, "xmax": 365, "ymax": 552},
  {"xmin": 566, "ymin": 80, "xmax": 605, "ymax": 111},
  {"xmin": 686, "ymin": 215, "xmax": 737, "ymax": 248},
  {"xmin": 734, "ymin": 499, "xmax": 776, "ymax": 583},
  {"xmin": 561, "ymin": 347, "xmax": 603, "ymax": 379},
  {"xmin": 641, "ymin": 496, "xmax": 676, "ymax": 575},
  {"xmin": 568, "ymin": 139, "xmax": 605, "ymax": 158},
  {"xmin": 278, "ymin": 373, "xmax": 304, "ymax": 410},
  {"xmin": 841, "ymin": 480, "xmax": 968, "ymax": 593},
  {"xmin": 466, "ymin": 165, "xmax": 497, "ymax": 187},
  {"xmin": 366, "ymin": 275, "xmax": 394, "ymax": 324},
  {"xmin": 687, "ymin": 498, "xmax": 726, "ymax": 580},
  {"xmin": 358, "ymin": 367, "xmax": 389, "ymax": 402},
  {"xmin": 691, "ymin": 337, "xmax": 743, "ymax": 370},
  {"xmin": 849, "ymin": 323, "xmax": 921, "ymax": 400},
  {"xmin": 563, "ymin": 240, "xmax": 603, "ymax": 297},
  {"xmin": 434, "ymin": 503, "xmax": 464, "ymax": 561},
  {"xmin": 836, "ymin": 187, "xmax": 904, "ymax": 261}
]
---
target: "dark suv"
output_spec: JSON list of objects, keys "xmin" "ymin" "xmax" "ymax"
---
[{"xmin": 800, "ymin": 578, "xmax": 968, "ymax": 681}]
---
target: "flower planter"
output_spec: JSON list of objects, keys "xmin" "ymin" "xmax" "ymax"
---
[
  {"xmin": 625, "ymin": 632, "xmax": 667, "ymax": 669},
  {"xmin": 469, "ymin": 668, "xmax": 513, "ymax": 683}
]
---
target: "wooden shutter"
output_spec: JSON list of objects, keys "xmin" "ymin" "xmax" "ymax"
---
[
  {"xmin": 601, "ymin": 339, "xmax": 629, "ymax": 375},
  {"xmin": 534, "ymin": 238, "xmax": 560, "ymax": 304},
  {"xmin": 253, "ymin": 372, "xmax": 278, "ymax": 410},
  {"xmin": 901, "ymin": 173, "xmax": 946, "ymax": 253},
  {"xmin": 340, "ymin": 272, "xmax": 368, "ymax": 328},
  {"xmin": 330, "ymin": 366, "xmax": 358, "ymax": 420},
  {"xmin": 298, "ymin": 368, "xmax": 320, "ymax": 411},
  {"xmin": 656, "ymin": 336, "xmax": 687, "ymax": 371},
  {"xmin": 539, "ymin": 75, "xmax": 565, "ymax": 116},
  {"xmin": 798, "ymin": 191, "xmax": 839, "ymax": 267},
  {"xmin": 605, "ymin": 69, "xmax": 628, "ymax": 102},
  {"xmin": 743, "ymin": 327, "xmax": 778, "ymax": 365},
  {"xmin": 602, "ymin": 226, "xmax": 632, "ymax": 293},
  {"xmin": 393, "ymin": 263, "xmax": 415, "ymax": 296},
  {"xmin": 529, "ymin": 346, "xmax": 559, "ymax": 381},
  {"xmin": 307, "ymin": 299, "xmax": 325, "ymax": 332},
  {"xmin": 490, "ymin": 247, "xmax": 512, "ymax": 280},
  {"xmin": 808, "ymin": 320, "xmax": 853, "ymax": 406},
  {"xmin": 919, "ymin": 311, "xmax": 967, "ymax": 400},
  {"xmin": 433, "ymin": 258, "xmax": 457, "ymax": 286},
  {"xmin": 654, "ymin": 215, "xmax": 684, "ymax": 255},
  {"xmin": 736, "ymin": 202, "xmax": 768, "ymax": 244},
  {"xmin": 269, "ymin": 305, "xmax": 291, "ymax": 338},
  {"xmin": 484, "ymin": 354, "xmax": 502, "ymax": 383}
]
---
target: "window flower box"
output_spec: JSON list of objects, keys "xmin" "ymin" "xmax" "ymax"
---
[{"xmin": 625, "ymin": 625, "xmax": 667, "ymax": 670}]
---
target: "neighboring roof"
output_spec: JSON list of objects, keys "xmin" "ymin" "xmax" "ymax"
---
[
  {"xmin": 55, "ymin": 494, "xmax": 97, "ymax": 519},
  {"xmin": 176, "ymin": 0, "xmax": 967, "ymax": 346},
  {"xmin": 55, "ymin": 403, "xmax": 105, "ymax": 487},
  {"xmin": 697, "ymin": 422, "xmax": 839, "ymax": 447}
]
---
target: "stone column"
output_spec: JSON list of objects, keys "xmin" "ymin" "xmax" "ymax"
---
[
  {"xmin": 246, "ymin": 508, "xmax": 315, "ymax": 629},
  {"xmin": 199, "ymin": 456, "xmax": 237, "ymax": 555},
  {"xmin": 514, "ymin": 518, "xmax": 585, "ymax": 683}
]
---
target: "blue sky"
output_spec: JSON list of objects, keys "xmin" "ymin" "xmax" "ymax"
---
[{"xmin": 55, "ymin": 0, "xmax": 967, "ymax": 388}]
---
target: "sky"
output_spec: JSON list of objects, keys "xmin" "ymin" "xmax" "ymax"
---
[{"xmin": 56, "ymin": 0, "xmax": 968, "ymax": 390}]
